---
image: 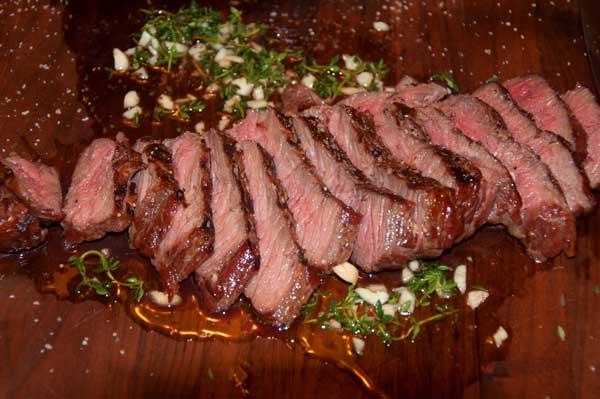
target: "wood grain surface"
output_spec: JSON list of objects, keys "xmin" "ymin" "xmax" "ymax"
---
[{"xmin": 1, "ymin": 0, "xmax": 599, "ymax": 398}]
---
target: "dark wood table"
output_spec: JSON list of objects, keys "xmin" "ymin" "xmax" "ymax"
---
[{"xmin": 1, "ymin": 0, "xmax": 599, "ymax": 398}]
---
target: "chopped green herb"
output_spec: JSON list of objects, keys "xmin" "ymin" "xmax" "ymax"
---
[
  {"xmin": 594, "ymin": 284, "xmax": 600, "ymax": 295},
  {"xmin": 132, "ymin": 111, "xmax": 141, "ymax": 125},
  {"xmin": 68, "ymin": 250, "xmax": 145, "ymax": 302},
  {"xmin": 485, "ymin": 74, "xmax": 500, "ymax": 84},
  {"xmin": 178, "ymin": 99, "xmax": 205, "ymax": 119},
  {"xmin": 470, "ymin": 284, "xmax": 488, "ymax": 292},
  {"xmin": 557, "ymin": 325, "xmax": 566, "ymax": 341},
  {"xmin": 302, "ymin": 262, "xmax": 459, "ymax": 344},
  {"xmin": 431, "ymin": 71, "xmax": 459, "ymax": 93}
]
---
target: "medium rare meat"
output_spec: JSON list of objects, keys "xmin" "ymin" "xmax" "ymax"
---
[
  {"xmin": 412, "ymin": 106, "xmax": 523, "ymax": 238},
  {"xmin": 228, "ymin": 108, "xmax": 361, "ymax": 270},
  {"xmin": 562, "ymin": 85, "xmax": 600, "ymax": 189},
  {"xmin": 342, "ymin": 91, "xmax": 483, "ymax": 241},
  {"xmin": 439, "ymin": 95, "xmax": 576, "ymax": 261},
  {"xmin": 475, "ymin": 82, "xmax": 595, "ymax": 215},
  {"xmin": 0, "ymin": 185, "xmax": 47, "ymax": 252},
  {"xmin": 1, "ymin": 156, "xmax": 62, "ymax": 221},
  {"xmin": 234, "ymin": 140, "xmax": 318, "ymax": 326},
  {"xmin": 195, "ymin": 130, "xmax": 258, "ymax": 313},
  {"xmin": 393, "ymin": 80, "xmax": 451, "ymax": 108},
  {"xmin": 305, "ymin": 105, "xmax": 461, "ymax": 254},
  {"xmin": 151, "ymin": 133, "xmax": 214, "ymax": 293},
  {"xmin": 504, "ymin": 75, "xmax": 578, "ymax": 152},
  {"xmin": 291, "ymin": 115, "xmax": 418, "ymax": 271},
  {"xmin": 63, "ymin": 134, "xmax": 142, "ymax": 243},
  {"xmin": 281, "ymin": 84, "xmax": 323, "ymax": 114}
]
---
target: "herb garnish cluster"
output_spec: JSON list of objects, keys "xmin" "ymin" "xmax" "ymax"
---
[{"xmin": 117, "ymin": 2, "xmax": 388, "ymax": 119}]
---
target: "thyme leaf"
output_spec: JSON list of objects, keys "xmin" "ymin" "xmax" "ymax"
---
[
  {"xmin": 431, "ymin": 71, "xmax": 459, "ymax": 93},
  {"xmin": 68, "ymin": 250, "xmax": 145, "ymax": 302}
]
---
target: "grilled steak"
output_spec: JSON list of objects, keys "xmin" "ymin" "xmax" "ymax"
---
[
  {"xmin": 305, "ymin": 105, "xmax": 461, "ymax": 254},
  {"xmin": 342, "ymin": 91, "xmax": 483, "ymax": 241},
  {"xmin": 228, "ymin": 108, "xmax": 360, "ymax": 270},
  {"xmin": 62, "ymin": 134, "xmax": 142, "ymax": 243},
  {"xmin": 504, "ymin": 75, "xmax": 578, "ymax": 152},
  {"xmin": 152, "ymin": 133, "xmax": 214, "ymax": 293},
  {"xmin": 234, "ymin": 140, "xmax": 318, "ymax": 326},
  {"xmin": 440, "ymin": 95, "xmax": 576, "ymax": 261},
  {"xmin": 475, "ymin": 82, "xmax": 595, "ymax": 215},
  {"xmin": 393, "ymin": 80, "xmax": 451, "ymax": 108},
  {"xmin": 562, "ymin": 85, "xmax": 600, "ymax": 189},
  {"xmin": 195, "ymin": 130, "xmax": 258, "ymax": 313},
  {"xmin": 0, "ymin": 185, "xmax": 47, "ymax": 252},
  {"xmin": 1, "ymin": 156, "xmax": 62, "ymax": 221},
  {"xmin": 281, "ymin": 84, "xmax": 323, "ymax": 114},
  {"xmin": 291, "ymin": 115, "xmax": 417, "ymax": 271}
]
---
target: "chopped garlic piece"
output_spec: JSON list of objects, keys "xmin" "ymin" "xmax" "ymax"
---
[
  {"xmin": 408, "ymin": 259, "xmax": 421, "ymax": 272},
  {"xmin": 355, "ymin": 285, "xmax": 389, "ymax": 306},
  {"xmin": 133, "ymin": 67, "xmax": 149, "ymax": 80},
  {"xmin": 122, "ymin": 106, "xmax": 142, "ymax": 120},
  {"xmin": 397, "ymin": 287, "xmax": 416, "ymax": 315},
  {"xmin": 382, "ymin": 303, "xmax": 397, "ymax": 317},
  {"xmin": 328, "ymin": 319, "xmax": 342, "ymax": 330},
  {"xmin": 401, "ymin": 267, "xmax": 414, "ymax": 283},
  {"xmin": 224, "ymin": 95, "xmax": 241, "ymax": 113},
  {"xmin": 352, "ymin": 336, "xmax": 365, "ymax": 355},
  {"xmin": 356, "ymin": 71, "xmax": 374, "ymax": 87},
  {"xmin": 493, "ymin": 326, "xmax": 509, "ymax": 348},
  {"xmin": 164, "ymin": 41, "xmax": 189, "ymax": 53},
  {"xmin": 453, "ymin": 264, "xmax": 467, "ymax": 294},
  {"xmin": 252, "ymin": 86, "xmax": 265, "ymax": 101},
  {"xmin": 188, "ymin": 43, "xmax": 207, "ymax": 61},
  {"xmin": 340, "ymin": 87, "xmax": 365, "ymax": 96},
  {"xmin": 149, "ymin": 290, "xmax": 183, "ymax": 307},
  {"xmin": 332, "ymin": 262, "xmax": 359, "ymax": 284},
  {"xmin": 218, "ymin": 115, "xmax": 231, "ymax": 131},
  {"xmin": 247, "ymin": 100, "xmax": 268, "ymax": 109},
  {"xmin": 113, "ymin": 48, "xmax": 129, "ymax": 71},
  {"xmin": 123, "ymin": 90, "xmax": 140, "ymax": 109},
  {"xmin": 138, "ymin": 31, "xmax": 153, "ymax": 47},
  {"xmin": 301, "ymin": 73, "xmax": 316, "ymax": 89},
  {"xmin": 342, "ymin": 54, "xmax": 359, "ymax": 70},
  {"xmin": 373, "ymin": 21, "xmax": 390, "ymax": 32},
  {"xmin": 194, "ymin": 121, "xmax": 206, "ymax": 134},
  {"xmin": 467, "ymin": 290, "xmax": 489, "ymax": 309},
  {"xmin": 231, "ymin": 77, "xmax": 254, "ymax": 96},
  {"xmin": 157, "ymin": 94, "xmax": 175, "ymax": 111}
]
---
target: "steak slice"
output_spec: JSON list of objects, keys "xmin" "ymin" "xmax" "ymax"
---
[
  {"xmin": 195, "ymin": 130, "xmax": 258, "ymax": 313},
  {"xmin": 439, "ymin": 95, "xmax": 576, "ymax": 261},
  {"xmin": 281, "ymin": 84, "xmax": 323, "ymax": 114},
  {"xmin": 153, "ymin": 132, "xmax": 214, "ymax": 293},
  {"xmin": 342, "ymin": 91, "xmax": 483, "ymax": 241},
  {"xmin": 234, "ymin": 140, "xmax": 318, "ymax": 326},
  {"xmin": 393, "ymin": 80, "xmax": 451, "ymax": 108},
  {"xmin": 0, "ymin": 186, "xmax": 47, "ymax": 252},
  {"xmin": 291, "ymin": 115, "xmax": 417, "ymax": 271},
  {"xmin": 503, "ymin": 75, "xmax": 578, "ymax": 152},
  {"xmin": 63, "ymin": 135, "xmax": 143, "ymax": 243},
  {"xmin": 562, "ymin": 85, "xmax": 600, "ymax": 189},
  {"xmin": 305, "ymin": 105, "xmax": 461, "ymax": 254},
  {"xmin": 1, "ymin": 156, "xmax": 62, "ymax": 221},
  {"xmin": 228, "ymin": 108, "xmax": 361, "ymax": 270},
  {"xmin": 475, "ymin": 82, "xmax": 595, "ymax": 215}
]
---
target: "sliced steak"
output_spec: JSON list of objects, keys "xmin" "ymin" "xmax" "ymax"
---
[
  {"xmin": 412, "ymin": 106, "xmax": 523, "ymax": 237},
  {"xmin": 393, "ymin": 80, "xmax": 451, "ymax": 108},
  {"xmin": 63, "ymin": 134, "xmax": 142, "ymax": 243},
  {"xmin": 305, "ymin": 105, "xmax": 461, "ymax": 254},
  {"xmin": 152, "ymin": 133, "xmax": 214, "ymax": 293},
  {"xmin": 475, "ymin": 82, "xmax": 595, "ymax": 215},
  {"xmin": 0, "ymin": 186, "xmax": 47, "ymax": 252},
  {"xmin": 503, "ymin": 75, "xmax": 578, "ymax": 152},
  {"xmin": 281, "ymin": 84, "xmax": 323, "ymax": 114},
  {"xmin": 129, "ymin": 142, "xmax": 183, "ymax": 268},
  {"xmin": 562, "ymin": 85, "xmax": 600, "ymax": 189},
  {"xmin": 439, "ymin": 95, "xmax": 576, "ymax": 261},
  {"xmin": 234, "ymin": 140, "xmax": 318, "ymax": 326},
  {"xmin": 195, "ymin": 130, "xmax": 258, "ymax": 313},
  {"xmin": 228, "ymin": 108, "xmax": 360, "ymax": 270},
  {"xmin": 1, "ymin": 156, "xmax": 62, "ymax": 221},
  {"xmin": 342, "ymin": 91, "xmax": 483, "ymax": 241},
  {"xmin": 291, "ymin": 115, "xmax": 418, "ymax": 271}
]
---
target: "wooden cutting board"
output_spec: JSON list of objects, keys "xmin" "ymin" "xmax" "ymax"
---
[{"xmin": 1, "ymin": 0, "xmax": 599, "ymax": 398}]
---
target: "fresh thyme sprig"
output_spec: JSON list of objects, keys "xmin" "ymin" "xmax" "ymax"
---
[
  {"xmin": 431, "ymin": 71, "xmax": 459, "ymax": 93},
  {"xmin": 302, "ymin": 262, "xmax": 459, "ymax": 345},
  {"xmin": 68, "ymin": 250, "xmax": 145, "ymax": 302}
]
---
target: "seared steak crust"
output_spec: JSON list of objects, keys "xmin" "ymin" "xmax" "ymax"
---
[{"xmin": 0, "ymin": 186, "xmax": 47, "ymax": 252}]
